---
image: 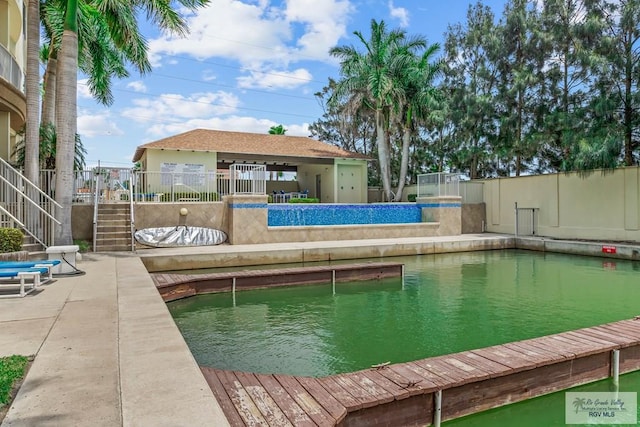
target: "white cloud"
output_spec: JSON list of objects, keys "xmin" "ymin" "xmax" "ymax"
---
[
  {"xmin": 126, "ymin": 81, "xmax": 147, "ymax": 93},
  {"xmin": 77, "ymin": 79, "xmax": 93, "ymax": 99},
  {"xmin": 147, "ymin": 0, "xmax": 354, "ymax": 87},
  {"xmin": 388, "ymin": 1, "xmax": 409, "ymax": 28},
  {"xmin": 78, "ymin": 110, "xmax": 124, "ymax": 138},
  {"xmin": 237, "ymin": 67, "xmax": 313, "ymax": 89},
  {"xmin": 120, "ymin": 91, "xmax": 241, "ymax": 125},
  {"xmin": 144, "ymin": 115, "xmax": 310, "ymax": 140}
]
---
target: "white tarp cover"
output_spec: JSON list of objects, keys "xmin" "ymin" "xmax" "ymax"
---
[{"xmin": 134, "ymin": 226, "xmax": 227, "ymax": 247}]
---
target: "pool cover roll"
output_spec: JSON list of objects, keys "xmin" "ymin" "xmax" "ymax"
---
[{"xmin": 134, "ymin": 225, "xmax": 227, "ymax": 247}]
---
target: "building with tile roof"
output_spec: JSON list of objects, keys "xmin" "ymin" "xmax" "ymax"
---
[{"xmin": 133, "ymin": 129, "xmax": 371, "ymax": 203}]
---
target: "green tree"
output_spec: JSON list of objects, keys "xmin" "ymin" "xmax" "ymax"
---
[
  {"xmin": 13, "ymin": 123, "xmax": 87, "ymax": 171},
  {"xmin": 268, "ymin": 124, "xmax": 287, "ymax": 135},
  {"xmin": 493, "ymin": 0, "xmax": 542, "ymax": 176},
  {"xmin": 52, "ymin": 0, "xmax": 209, "ymax": 244},
  {"xmin": 330, "ymin": 19, "xmax": 429, "ymax": 201},
  {"xmin": 443, "ymin": 3, "xmax": 499, "ymax": 178},
  {"xmin": 392, "ymin": 43, "xmax": 441, "ymax": 200}
]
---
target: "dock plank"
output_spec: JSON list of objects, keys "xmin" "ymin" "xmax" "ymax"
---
[
  {"xmin": 296, "ymin": 376, "xmax": 347, "ymax": 423},
  {"xmin": 234, "ymin": 371, "xmax": 293, "ymax": 427},
  {"xmin": 359, "ymin": 369, "xmax": 412, "ymax": 400},
  {"xmin": 315, "ymin": 376, "xmax": 363, "ymax": 411},
  {"xmin": 592, "ymin": 325, "xmax": 640, "ymax": 343},
  {"xmin": 200, "ymin": 367, "xmax": 247, "ymax": 427},
  {"xmin": 565, "ymin": 331, "xmax": 619, "ymax": 348},
  {"xmin": 274, "ymin": 374, "xmax": 336, "ymax": 426},
  {"xmin": 578, "ymin": 328, "xmax": 636, "ymax": 346},
  {"xmin": 369, "ymin": 364, "xmax": 431, "ymax": 396},
  {"xmin": 217, "ymin": 369, "xmax": 269, "ymax": 426},
  {"xmin": 332, "ymin": 372, "xmax": 393, "ymax": 408},
  {"xmin": 254, "ymin": 374, "xmax": 316, "ymax": 427},
  {"xmin": 470, "ymin": 346, "xmax": 539, "ymax": 371}
]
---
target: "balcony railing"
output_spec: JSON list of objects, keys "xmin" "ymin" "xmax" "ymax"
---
[{"xmin": 0, "ymin": 44, "xmax": 24, "ymax": 92}]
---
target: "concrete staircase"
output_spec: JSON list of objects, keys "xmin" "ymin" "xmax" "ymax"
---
[
  {"xmin": 95, "ymin": 204, "xmax": 133, "ymax": 252},
  {"xmin": 22, "ymin": 234, "xmax": 46, "ymax": 260}
]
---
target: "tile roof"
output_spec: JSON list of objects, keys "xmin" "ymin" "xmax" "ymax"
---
[{"xmin": 133, "ymin": 129, "xmax": 370, "ymax": 162}]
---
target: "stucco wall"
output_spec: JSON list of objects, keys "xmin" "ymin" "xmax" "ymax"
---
[
  {"xmin": 297, "ymin": 164, "xmax": 335, "ymax": 202},
  {"xmin": 462, "ymin": 203, "xmax": 486, "ymax": 234},
  {"xmin": 142, "ymin": 149, "xmax": 217, "ymax": 172},
  {"xmin": 483, "ymin": 167, "xmax": 640, "ymax": 241}
]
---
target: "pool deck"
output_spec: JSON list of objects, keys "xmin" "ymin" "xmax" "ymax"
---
[{"xmin": 0, "ymin": 233, "xmax": 637, "ymax": 426}]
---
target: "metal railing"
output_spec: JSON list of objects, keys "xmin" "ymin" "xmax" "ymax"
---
[
  {"xmin": 1, "ymin": 158, "xmax": 61, "ymax": 248},
  {"xmin": 40, "ymin": 165, "xmax": 267, "ymax": 206},
  {"xmin": 230, "ymin": 164, "xmax": 266, "ymax": 194},
  {"xmin": 132, "ymin": 171, "xmax": 228, "ymax": 202},
  {"xmin": 417, "ymin": 173, "xmax": 460, "ymax": 198}
]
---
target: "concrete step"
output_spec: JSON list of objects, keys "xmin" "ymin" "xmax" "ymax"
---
[
  {"xmin": 95, "ymin": 243, "xmax": 132, "ymax": 252},
  {"xmin": 97, "ymin": 226, "xmax": 131, "ymax": 233}
]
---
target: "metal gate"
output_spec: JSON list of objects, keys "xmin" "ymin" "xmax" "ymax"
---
[{"xmin": 515, "ymin": 203, "xmax": 538, "ymax": 237}]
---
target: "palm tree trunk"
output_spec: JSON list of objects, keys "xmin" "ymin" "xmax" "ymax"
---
[
  {"xmin": 395, "ymin": 126, "xmax": 411, "ymax": 202},
  {"xmin": 376, "ymin": 110, "xmax": 392, "ymax": 201},
  {"xmin": 25, "ymin": 0, "xmax": 41, "ymax": 184},
  {"xmin": 41, "ymin": 48, "xmax": 58, "ymax": 128},
  {"xmin": 54, "ymin": 2, "xmax": 79, "ymax": 245}
]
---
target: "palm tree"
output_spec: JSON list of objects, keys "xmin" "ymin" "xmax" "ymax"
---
[
  {"xmin": 53, "ymin": 0, "xmax": 79, "ymax": 245},
  {"xmin": 13, "ymin": 123, "xmax": 87, "ymax": 171},
  {"xmin": 53, "ymin": 0, "xmax": 209, "ymax": 244},
  {"xmin": 269, "ymin": 124, "xmax": 287, "ymax": 135},
  {"xmin": 330, "ymin": 19, "xmax": 427, "ymax": 202},
  {"xmin": 393, "ymin": 44, "xmax": 441, "ymax": 201},
  {"xmin": 25, "ymin": 0, "xmax": 41, "ymax": 185}
]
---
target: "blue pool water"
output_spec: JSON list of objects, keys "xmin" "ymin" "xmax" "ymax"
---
[{"xmin": 267, "ymin": 203, "xmax": 422, "ymax": 226}]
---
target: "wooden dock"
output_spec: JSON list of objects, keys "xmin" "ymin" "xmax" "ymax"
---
[
  {"xmin": 152, "ymin": 262, "xmax": 404, "ymax": 302},
  {"xmin": 201, "ymin": 318, "xmax": 640, "ymax": 426}
]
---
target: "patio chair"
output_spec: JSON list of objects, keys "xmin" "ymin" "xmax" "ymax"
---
[{"xmin": 0, "ymin": 267, "xmax": 49, "ymax": 298}]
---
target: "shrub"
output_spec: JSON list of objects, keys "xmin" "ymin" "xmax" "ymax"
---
[
  {"xmin": 0, "ymin": 228, "xmax": 23, "ymax": 253},
  {"xmin": 408, "ymin": 194, "xmax": 417, "ymax": 202},
  {"xmin": 74, "ymin": 239, "xmax": 91, "ymax": 253},
  {"xmin": 289, "ymin": 198, "xmax": 320, "ymax": 203}
]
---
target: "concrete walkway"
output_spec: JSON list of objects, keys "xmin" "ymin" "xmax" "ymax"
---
[{"xmin": 0, "ymin": 253, "xmax": 229, "ymax": 427}]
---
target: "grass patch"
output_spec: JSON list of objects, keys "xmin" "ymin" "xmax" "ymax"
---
[{"xmin": 0, "ymin": 355, "xmax": 29, "ymax": 406}]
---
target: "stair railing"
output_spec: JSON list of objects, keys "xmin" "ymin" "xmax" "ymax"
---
[
  {"xmin": 92, "ymin": 169, "xmax": 101, "ymax": 252},
  {"xmin": 129, "ymin": 176, "xmax": 135, "ymax": 252},
  {"xmin": 0, "ymin": 158, "xmax": 62, "ymax": 248}
]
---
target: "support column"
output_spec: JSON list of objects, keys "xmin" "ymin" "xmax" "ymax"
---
[
  {"xmin": 417, "ymin": 196, "xmax": 462, "ymax": 235},
  {"xmin": 224, "ymin": 194, "xmax": 269, "ymax": 244}
]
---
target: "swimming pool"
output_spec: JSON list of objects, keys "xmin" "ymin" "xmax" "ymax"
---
[
  {"xmin": 168, "ymin": 250, "xmax": 640, "ymax": 377},
  {"xmin": 267, "ymin": 203, "xmax": 423, "ymax": 226}
]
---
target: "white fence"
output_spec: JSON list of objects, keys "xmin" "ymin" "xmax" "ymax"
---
[
  {"xmin": 43, "ymin": 164, "xmax": 267, "ymax": 204},
  {"xmin": 417, "ymin": 173, "xmax": 460, "ymax": 198},
  {"xmin": 229, "ymin": 164, "xmax": 266, "ymax": 195}
]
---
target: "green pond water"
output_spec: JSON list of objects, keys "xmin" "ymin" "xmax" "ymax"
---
[{"xmin": 168, "ymin": 249, "xmax": 640, "ymax": 425}]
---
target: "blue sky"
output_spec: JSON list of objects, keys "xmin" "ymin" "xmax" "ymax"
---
[{"xmin": 76, "ymin": 0, "xmax": 508, "ymax": 167}]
